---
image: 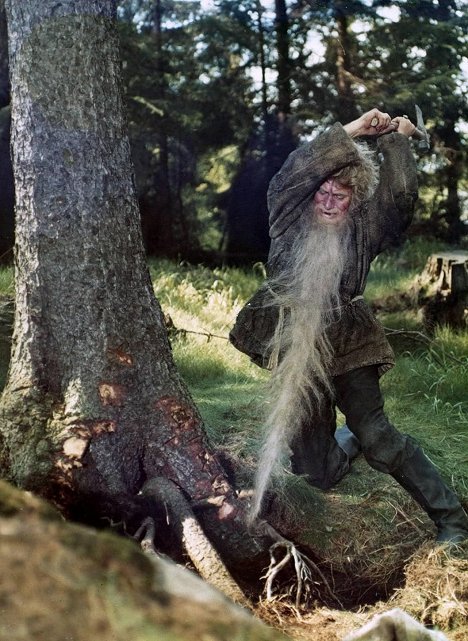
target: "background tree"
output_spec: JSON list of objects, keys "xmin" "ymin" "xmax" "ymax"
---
[
  {"xmin": 114, "ymin": 1, "xmax": 468, "ymax": 261},
  {"xmin": 224, "ymin": 112, "xmax": 298, "ymax": 263},
  {"xmin": 118, "ymin": 0, "xmax": 261, "ymax": 259},
  {"xmin": 3, "ymin": 1, "xmax": 466, "ymax": 267},
  {"xmin": 354, "ymin": 0, "xmax": 468, "ymax": 242},
  {"xmin": 118, "ymin": 0, "xmax": 202, "ymax": 257},
  {"xmin": 275, "ymin": 0, "xmax": 292, "ymax": 115},
  {"xmin": 224, "ymin": 0, "xmax": 298, "ymax": 262},
  {"xmin": 295, "ymin": 0, "xmax": 372, "ymax": 123},
  {"xmin": 0, "ymin": 0, "xmax": 13, "ymax": 262}
]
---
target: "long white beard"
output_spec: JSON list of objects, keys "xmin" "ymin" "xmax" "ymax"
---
[{"xmin": 250, "ymin": 215, "xmax": 351, "ymax": 523}]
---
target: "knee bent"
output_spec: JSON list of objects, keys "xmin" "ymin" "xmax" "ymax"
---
[{"xmin": 360, "ymin": 424, "xmax": 417, "ymax": 474}]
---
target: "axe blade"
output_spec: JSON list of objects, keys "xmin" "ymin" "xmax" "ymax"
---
[{"xmin": 414, "ymin": 104, "xmax": 431, "ymax": 153}]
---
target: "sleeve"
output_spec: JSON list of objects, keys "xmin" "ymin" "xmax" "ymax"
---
[
  {"xmin": 367, "ymin": 132, "xmax": 419, "ymax": 255},
  {"xmin": 267, "ymin": 123, "xmax": 364, "ymax": 239}
]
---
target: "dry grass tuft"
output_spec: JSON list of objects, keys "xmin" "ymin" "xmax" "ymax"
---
[
  {"xmin": 387, "ymin": 543, "xmax": 468, "ymax": 639},
  {"xmin": 260, "ymin": 458, "xmax": 434, "ymax": 608}
]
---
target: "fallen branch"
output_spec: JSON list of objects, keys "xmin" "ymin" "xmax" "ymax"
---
[
  {"xmin": 384, "ymin": 327, "xmax": 432, "ymax": 346},
  {"xmin": 167, "ymin": 318, "xmax": 467, "ymax": 368}
]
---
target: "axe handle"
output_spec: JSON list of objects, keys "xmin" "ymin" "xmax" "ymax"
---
[
  {"xmin": 370, "ymin": 116, "xmax": 427, "ymax": 142},
  {"xmin": 410, "ymin": 128, "xmax": 427, "ymax": 142}
]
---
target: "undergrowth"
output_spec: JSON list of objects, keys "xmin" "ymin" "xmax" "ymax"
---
[
  {"xmin": 148, "ymin": 258, "xmax": 268, "ymax": 453},
  {"xmin": 148, "ymin": 239, "xmax": 468, "ymax": 503},
  {"xmin": 0, "ymin": 238, "xmax": 465, "ymax": 501}
]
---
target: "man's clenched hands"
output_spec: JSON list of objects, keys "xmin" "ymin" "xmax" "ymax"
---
[{"xmin": 343, "ymin": 108, "xmax": 416, "ymax": 138}]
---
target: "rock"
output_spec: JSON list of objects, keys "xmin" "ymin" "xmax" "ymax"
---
[
  {"xmin": 343, "ymin": 608, "xmax": 448, "ymax": 641},
  {"xmin": 0, "ymin": 480, "xmax": 287, "ymax": 641}
]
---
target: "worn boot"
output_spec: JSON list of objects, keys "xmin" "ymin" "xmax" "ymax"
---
[
  {"xmin": 335, "ymin": 425, "xmax": 361, "ymax": 461},
  {"xmin": 391, "ymin": 446, "xmax": 468, "ymax": 545}
]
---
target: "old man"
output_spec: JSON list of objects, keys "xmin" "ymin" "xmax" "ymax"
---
[{"xmin": 230, "ymin": 108, "xmax": 468, "ymax": 544}]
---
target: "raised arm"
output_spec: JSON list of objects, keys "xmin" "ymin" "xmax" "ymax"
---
[
  {"xmin": 267, "ymin": 108, "xmax": 418, "ymax": 245},
  {"xmin": 367, "ymin": 117, "xmax": 419, "ymax": 255}
]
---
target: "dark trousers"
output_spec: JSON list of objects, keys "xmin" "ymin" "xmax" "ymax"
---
[{"xmin": 290, "ymin": 365, "xmax": 417, "ymax": 489}]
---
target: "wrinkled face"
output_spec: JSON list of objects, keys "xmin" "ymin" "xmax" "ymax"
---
[{"xmin": 313, "ymin": 178, "xmax": 352, "ymax": 225}]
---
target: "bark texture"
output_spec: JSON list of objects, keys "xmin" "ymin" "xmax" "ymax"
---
[{"xmin": 0, "ymin": 0, "xmax": 265, "ymax": 572}]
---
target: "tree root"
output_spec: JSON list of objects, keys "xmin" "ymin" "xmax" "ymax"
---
[
  {"xmin": 138, "ymin": 476, "xmax": 250, "ymax": 608},
  {"xmin": 255, "ymin": 519, "xmax": 343, "ymax": 610},
  {"xmin": 133, "ymin": 517, "xmax": 161, "ymax": 557}
]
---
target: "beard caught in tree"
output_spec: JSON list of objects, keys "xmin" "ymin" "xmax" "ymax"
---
[{"xmin": 230, "ymin": 107, "xmax": 468, "ymax": 545}]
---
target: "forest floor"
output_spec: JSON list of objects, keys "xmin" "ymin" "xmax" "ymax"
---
[
  {"xmin": 0, "ymin": 237, "xmax": 467, "ymax": 640},
  {"xmin": 254, "ymin": 541, "xmax": 468, "ymax": 641},
  {"xmin": 149, "ymin": 238, "xmax": 468, "ymax": 640}
]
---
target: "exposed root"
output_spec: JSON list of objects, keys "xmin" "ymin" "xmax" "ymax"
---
[
  {"xmin": 256, "ymin": 519, "xmax": 343, "ymax": 610},
  {"xmin": 139, "ymin": 476, "xmax": 250, "ymax": 608},
  {"xmin": 133, "ymin": 516, "xmax": 161, "ymax": 557}
]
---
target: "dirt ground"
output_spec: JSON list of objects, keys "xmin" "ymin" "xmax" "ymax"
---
[
  {"xmin": 255, "ymin": 542, "xmax": 468, "ymax": 641},
  {"xmin": 1, "ymin": 478, "xmax": 467, "ymax": 641}
]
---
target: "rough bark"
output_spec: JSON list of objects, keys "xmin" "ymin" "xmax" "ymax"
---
[{"xmin": 0, "ymin": 0, "xmax": 266, "ymax": 576}]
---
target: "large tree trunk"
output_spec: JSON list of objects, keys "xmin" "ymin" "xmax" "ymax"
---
[{"xmin": 0, "ymin": 0, "xmax": 265, "ymax": 577}]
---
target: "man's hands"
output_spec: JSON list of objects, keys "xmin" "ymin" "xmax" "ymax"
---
[
  {"xmin": 343, "ymin": 108, "xmax": 416, "ymax": 139},
  {"xmin": 390, "ymin": 115, "xmax": 417, "ymax": 137}
]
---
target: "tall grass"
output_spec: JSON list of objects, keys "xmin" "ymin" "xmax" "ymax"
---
[
  {"xmin": 149, "ymin": 259, "xmax": 268, "ymax": 452},
  {"xmin": 0, "ymin": 244, "xmax": 466, "ymax": 498},
  {"xmin": 150, "ymin": 242, "xmax": 468, "ymax": 500}
]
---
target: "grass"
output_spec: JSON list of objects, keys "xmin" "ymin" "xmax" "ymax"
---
[
  {"xmin": 1, "ymin": 244, "xmax": 466, "ymax": 639},
  {"xmin": 363, "ymin": 240, "xmax": 468, "ymax": 490},
  {"xmin": 148, "ymin": 258, "xmax": 268, "ymax": 450},
  {"xmin": 0, "ymin": 239, "xmax": 466, "ymax": 499},
  {"xmin": 148, "ymin": 240, "xmax": 468, "ymax": 502},
  {"xmin": 0, "ymin": 267, "xmax": 14, "ymax": 297}
]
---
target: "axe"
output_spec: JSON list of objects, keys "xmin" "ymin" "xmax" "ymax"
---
[{"xmin": 371, "ymin": 105, "xmax": 430, "ymax": 153}]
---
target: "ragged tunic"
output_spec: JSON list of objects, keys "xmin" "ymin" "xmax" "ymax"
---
[{"xmin": 229, "ymin": 123, "xmax": 418, "ymax": 376}]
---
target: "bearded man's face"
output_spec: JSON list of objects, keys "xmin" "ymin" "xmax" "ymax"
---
[{"xmin": 313, "ymin": 178, "xmax": 352, "ymax": 226}]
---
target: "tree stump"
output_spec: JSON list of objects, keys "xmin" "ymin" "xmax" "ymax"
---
[{"xmin": 413, "ymin": 252, "xmax": 468, "ymax": 331}]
